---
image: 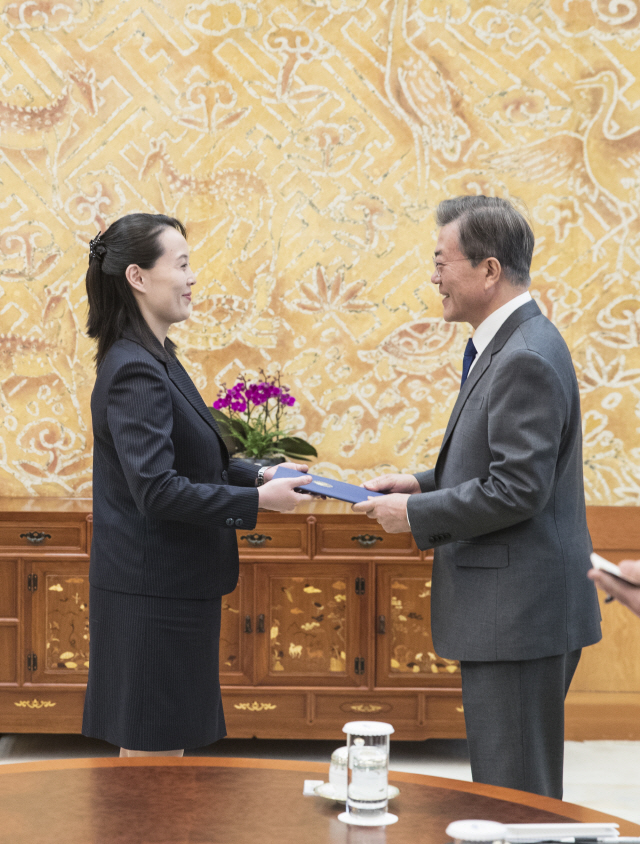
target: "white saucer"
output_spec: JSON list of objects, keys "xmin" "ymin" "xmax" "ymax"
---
[
  {"xmin": 338, "ymin": 811, "xmax": 399, "ymax": 826},
  {"xmin": 313, "ymin": 782, "xmax": 400, "ymax": 802}
]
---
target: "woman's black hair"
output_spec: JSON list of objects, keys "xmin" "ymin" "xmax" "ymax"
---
[{"xmin": 85, "ymin": 213, "xmax": 187, "ymax": 368}]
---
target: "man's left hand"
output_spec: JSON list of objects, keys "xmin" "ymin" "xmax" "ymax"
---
[{"xmin": 352, "ymin": 493, "xmax": 411, "ymax": 533}]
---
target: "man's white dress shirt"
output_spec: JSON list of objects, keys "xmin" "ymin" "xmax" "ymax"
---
[{"xmin": 467, "ymin": 290, "xmax": 532, "ymax": 376}]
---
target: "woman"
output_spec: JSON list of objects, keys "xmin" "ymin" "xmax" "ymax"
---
[{"xmin": 82, "ymin": 213, "xmax": 311, "ymax": 756}]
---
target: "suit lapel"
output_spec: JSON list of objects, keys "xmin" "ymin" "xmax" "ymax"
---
[
  {"xmin": 438, "ymin": 346, "xmax": 491, "ymax": 456},
  {"xmin": 164, "ymin": 357, "xmax": 229, "ymax": 457},
  {"xmin": 437, "ymin": 300, "xmax": 542, "ymax": 457},
  {"xmin": 120, "ymin": 330, "xmax": 229, "ymax": 457}
]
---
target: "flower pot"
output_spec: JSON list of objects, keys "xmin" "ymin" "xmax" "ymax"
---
[{"xmin": 239, "ymin": 455, "xmax": 286, "ymax": 469}]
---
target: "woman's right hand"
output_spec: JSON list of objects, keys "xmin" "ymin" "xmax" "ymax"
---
[{"xmin": 257, "ymin": 475, "xmax": 312, "ymax": 512}]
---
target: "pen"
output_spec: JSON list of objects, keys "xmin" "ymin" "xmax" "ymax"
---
[{"xmin": 509, "ymin": 839, "xmax": 640, "ymax": 844}]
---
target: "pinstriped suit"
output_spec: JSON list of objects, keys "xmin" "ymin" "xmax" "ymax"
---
[
  {"xmin": 89, "ymin": 334, "xmax": 259, "ymax": 598},
  {"xmin": 83, "ymin": 333, "xmax": 260, "ymax": 751}
]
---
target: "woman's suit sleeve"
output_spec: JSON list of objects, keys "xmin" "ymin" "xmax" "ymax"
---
[
  {"xmin": 228, "ymin": 458, "xmax": 261, "ymax": 486},
  {"xmin": 106, "ymin": 359, "xmax": 260, "ymax": 528}
]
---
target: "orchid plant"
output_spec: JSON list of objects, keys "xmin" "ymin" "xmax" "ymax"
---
[{"xmin": 210, "ymin": 371, "xmax": 317, "ymax": 461}]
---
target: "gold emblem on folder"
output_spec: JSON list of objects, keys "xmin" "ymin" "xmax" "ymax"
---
[{"xmin": 315, "ymin": 481, "xmax": 333, "ymax": 488}]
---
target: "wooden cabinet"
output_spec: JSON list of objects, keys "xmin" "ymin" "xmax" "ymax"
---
[
  {"xmin": 219, "ymin": 564, "xmax": 254, "ymax": 687},
  {"xmin": 253, "ymin": 562, "xmax": 368, "ymax": 687},
  {"xmin": 375, "ymin": 563, "xmax": 460, "ymax": 688},
  {"xmin": 0, "ymin": 502, "xmax": 91, "ymax": 734},
  {"xmin": 1, "ymin": 498, "xmax": 639, "ymax": 741}
]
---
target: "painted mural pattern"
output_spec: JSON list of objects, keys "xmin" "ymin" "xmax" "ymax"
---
[{"xmin": 0, "ymin": 0, "xmax": 639, "ymax": 503}]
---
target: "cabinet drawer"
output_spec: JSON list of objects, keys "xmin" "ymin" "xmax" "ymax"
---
[
  {"xmin": 222, "ymin": 691, "xmax": 308, "ymax": 737},
  {"xmin": 314, "ymin": 693, "xmax": 419, "ymax": 723},
  {"xmin": 237, "ymin": 525, "xmax": 309, "ymax": 557},
  {"xmin": 315, "ymin": 523, "xmax": 419, "ymax": 558},
  {"xmin": 0, "ymin": 689, "xmax": 85, "ymax": 731},
  {"xmin": 424, "ymin": 694, "xmax": 465, "ymax": 729},
  {"xmin": 0, "ymin": 522, "xmax": 87, "ymax": 553}
]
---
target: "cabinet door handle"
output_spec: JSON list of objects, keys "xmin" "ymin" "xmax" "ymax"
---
[
  {"xmin": 20, "ymin": 531, "xmax": 51, "ymax": 545},
  {"xmin": 240, "ymin": 534, "xmax": 272, "ymax": 547},
  {"xmin": 351, "ymin": 534, "xmax": 382, "ymax": 548},
  {"xmin": 244, "ymin": 615, "xmax": 252, "ymax": 634},
  {"xmin": 257, "ymin": 614, "xmax": 265, "ymax": 633},
  {"xmin": 378, "ymin": 614, "xmax": 386, "ymax": 634}
]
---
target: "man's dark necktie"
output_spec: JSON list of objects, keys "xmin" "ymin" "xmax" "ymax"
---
[{"xmin": 460, "ymin": 338, "xmax": 477, "ymax": 387}]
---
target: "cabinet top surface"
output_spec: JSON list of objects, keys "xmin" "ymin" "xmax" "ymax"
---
[
  {"xmin": 0, "ymin": 497, "xmax": 357, "ymax": 516},
  {"xmin": 0, "ymin": 498, "xmax": 637, "ymax": 519},
  {"xmin": 0, "ymin": 497, "xmax": 94, "ymax": 514}
]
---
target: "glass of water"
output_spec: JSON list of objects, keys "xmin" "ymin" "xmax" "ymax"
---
[{"xmin": 338, "ymin": 721, "xmax": 397, "ymax": 826}]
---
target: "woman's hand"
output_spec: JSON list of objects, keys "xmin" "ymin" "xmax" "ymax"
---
[
  {"xmin": 258, "ymin": 475, "xmax": 312, "ymax": 512},
  {"xmin": 262, "ymin": 461, "xmax": 308, "ymax": 482}
]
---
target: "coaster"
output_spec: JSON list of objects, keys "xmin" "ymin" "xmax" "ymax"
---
[{"xmin": 338, "ymin": 811, "xmax": 399, "ymax": 826}]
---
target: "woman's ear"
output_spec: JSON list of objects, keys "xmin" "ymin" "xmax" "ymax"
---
[{"xmin": 125, "ymin": 264, "xmax": 145, "ymax": 293}]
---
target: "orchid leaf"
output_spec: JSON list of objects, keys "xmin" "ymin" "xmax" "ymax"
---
[{"xmin": 276, "ymin": 437, "xmax": 318, "ymax": 458}]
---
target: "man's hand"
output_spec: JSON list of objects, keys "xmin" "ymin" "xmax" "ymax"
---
[
  {"xmin": 262, "ymin": 461, "xmax": 308, "ymax": 482},
  {"xmin": 362, "ymin": 473, "xmax": 421, "ymax": 494},
  {"xmin": 352, "ymin": 493, "xmax": 411, "ymax": 533},
  {"xmin": 588, "ymin": 560, "xmax": 640, "ymax": 618}
]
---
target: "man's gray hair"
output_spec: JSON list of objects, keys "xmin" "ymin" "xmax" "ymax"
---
[{"xmin": 435, "ymin": 196, "xmax": 534, "ymax": 287}]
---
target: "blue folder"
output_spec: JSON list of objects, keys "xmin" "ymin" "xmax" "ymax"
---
[{"xmin": 272, "ymin": 467, "xmax": 384, "ymax": 504}]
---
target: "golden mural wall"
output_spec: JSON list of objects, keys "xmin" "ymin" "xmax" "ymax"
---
[{"xmin": 0, "ymin": 0, "xmax": 639, "ymax": 503}]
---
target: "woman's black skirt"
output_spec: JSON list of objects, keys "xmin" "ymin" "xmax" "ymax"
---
[{"xmin": 82, "ymin": 585, "xmax": 225, "ymax": 751}]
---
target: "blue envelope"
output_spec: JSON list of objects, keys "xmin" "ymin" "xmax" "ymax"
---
[{"xmin": 272, "ymin": 467, "xmax": 385, "ymax": 504}]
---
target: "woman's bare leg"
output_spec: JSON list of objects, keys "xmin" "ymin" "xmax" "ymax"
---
[{"xmin": 119, "ymin": 748, "xmax": 184, "ymax": 757}]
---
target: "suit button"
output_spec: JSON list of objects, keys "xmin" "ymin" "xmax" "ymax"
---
[
  {"xmin": 443, "ymin": 533, "xmax": 451, "ymax": 539},
  {"xmin": 226, "ymin": 518, "xmax": 234, "ymax": 527},
  {"xmin": 235, "ymin": 518, "xmax": 243, "ymax": 527},
  {"xmin": 221, "ymin": 470, "xmax": 228, "ymax": 482}
]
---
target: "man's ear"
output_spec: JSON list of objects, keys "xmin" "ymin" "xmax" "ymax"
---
[
  {"xmin": 125, "ymin": 264, "xmax": 145, "ymax": 294},
  {"xmin": 484, "ymin": 257, "xmax": 502, "ymax": 291}
]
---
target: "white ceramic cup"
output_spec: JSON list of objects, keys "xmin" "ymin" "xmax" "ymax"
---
[{"xmin": 329, "ymin": 745, "xmax": 349, "ymax": 799}]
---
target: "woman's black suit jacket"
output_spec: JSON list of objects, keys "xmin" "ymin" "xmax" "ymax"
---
[{"xmin": 90, "ymin": 333, "xmax": 260, "ymax": 599}]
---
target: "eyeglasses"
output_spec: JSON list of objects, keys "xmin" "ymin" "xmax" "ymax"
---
[{"xmin": 432, "ymin": 256, "xmax": 469, "ymax": 279}]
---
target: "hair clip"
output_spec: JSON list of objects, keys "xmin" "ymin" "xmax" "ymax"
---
[{"xmin": 89, "ymin": 232, "xmax": 107, "ymax": 262}]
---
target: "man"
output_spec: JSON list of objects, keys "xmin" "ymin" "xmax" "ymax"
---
[
  {"xmin": 354, "ymin": 196, "xmax": 601, "ymax": 799},
  {"xmin": 589, "ymin": 560, "xmax": 640, "ymax": 617}
]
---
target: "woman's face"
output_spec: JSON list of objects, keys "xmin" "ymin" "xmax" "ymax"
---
[{"xmin": 129, "ymin": 227, "xmax": 195, "ymax": 341}]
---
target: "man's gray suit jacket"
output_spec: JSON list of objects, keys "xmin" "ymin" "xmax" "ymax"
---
[{"xmin": 406, "ymin": 300, "xmax": 602, "ymax": 662}]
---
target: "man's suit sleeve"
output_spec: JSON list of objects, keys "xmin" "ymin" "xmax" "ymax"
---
[
  {"xmin": 414, "ymin": 469, "xmax": 436, "ymax": 493},
  {"xmin": 407, "ymin": 350, "xmax": 568, "ymax": 550},
  {"xmin": 106, "ymin": 359, "xmax": 260, "ymax": 527}
]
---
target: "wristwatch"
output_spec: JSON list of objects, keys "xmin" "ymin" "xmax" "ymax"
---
[{"xmin": 256, "ymin": 467, "xmax": 267, "ymax": 486}]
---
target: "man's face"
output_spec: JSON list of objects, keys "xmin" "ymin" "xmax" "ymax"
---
[{"xmin": 431, "ymin": 222, "xmax": 489, "ymax": 327}]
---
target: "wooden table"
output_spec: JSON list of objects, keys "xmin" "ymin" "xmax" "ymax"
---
[{"xmin": 0, "ymin": 757, "xmax": 638, "ymax": 844}]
